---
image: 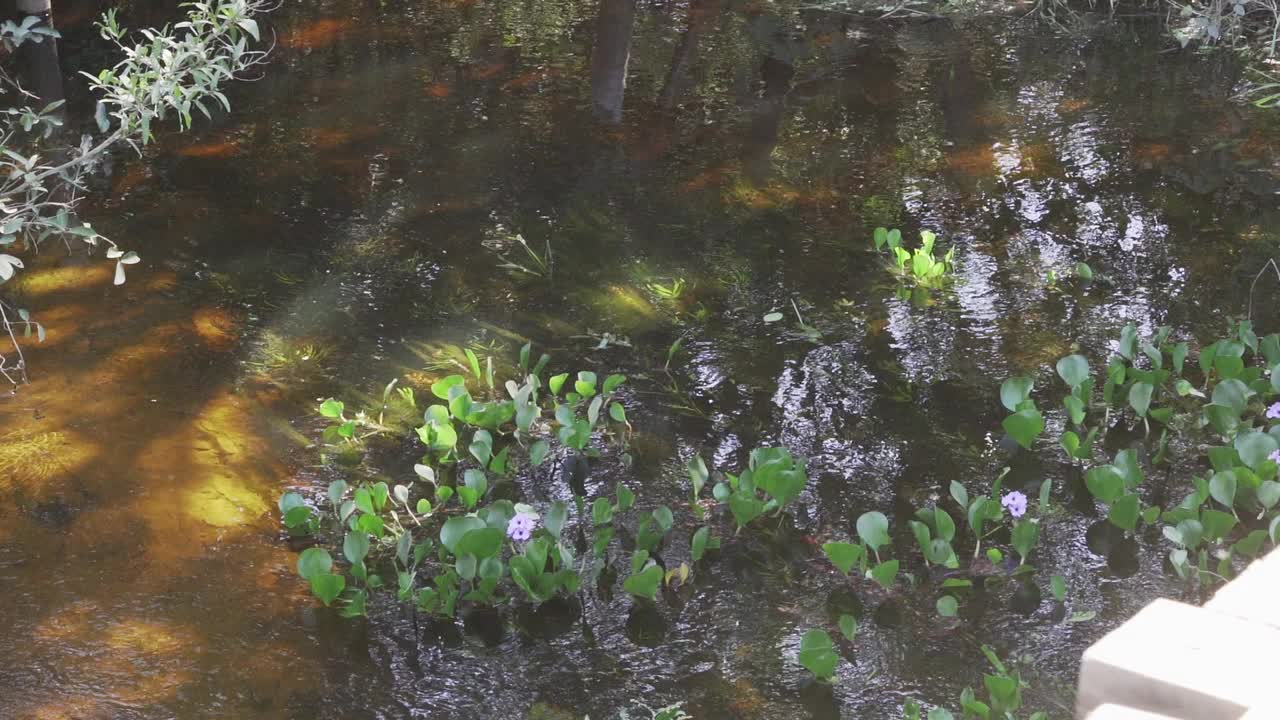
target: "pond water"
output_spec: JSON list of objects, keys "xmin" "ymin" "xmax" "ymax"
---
[{"xmin": 3, "ymin": 1, "xmax": 1280, "ymax": 718}]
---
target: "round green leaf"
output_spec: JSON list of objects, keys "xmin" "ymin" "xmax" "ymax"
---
[
  {"xmin": 1210, "ymin": 471, "xmax": 1237, "ymax": 509},
  {"xmin": 1050, "ymin": 575, "xmax": 1067, "ymax": 602},
  {"xmin": 283, "ymin": 505, "xmax": 313, "ymax": 528},
  {"xmin": 309, "ymin": 572, "xmax": 345, "ymax": 606},
  {"xmin": 798, "ymin": 629, "xmax": 838, "ymax": 681},
  {"xmin": 623, "ymin": 564, "xmax": 663, "ymax": 601},
  {"xmin": 1000, "ymin": 377, "xmax": 1034, "ymax": 412},
  {"xmin": 838, "ymin": 614, "xmax": 857, "ymax": 642},
  {"xmin": 1056, "ymin": 354, "xmax": 1090, "ymax": 387},
  {"xmin": 1258, "ymin": 481, "xmax": 1280, "ymax": 509},
  {"xmin": 1085, "ymin": 466, "xmax": 1124, "ymax": 504},
  {"xmin": 343, "ymin": 531, "xmax": 370, "ymax": 564},
  {"xmin": 822, "ymin": 542, "xmax": 863, "ymax": 576},
  {"xmin": 1108, "ymin": 493, "xmax": 1139, "ymax": 532},
  {"xmin": 936, "ymin": 595, "xmax": 958, "ymax": 617},
  {"xmin": 1211, "ymin": 379, "xmax": 1250, "ymax": 416},
  {"xmin": 856, "ymin": 511, "xmax": 890, "ymax": 550},
  {"xmin": 318, "ymin": 398, "xmax": 344, "ymax": 418},
  {"xmin": 1234, "ymin": 431, "xmax": 1279, "ymax": 471},
  {"xmin": 278, "ymin": 491, "xmax": 306, "ymax": 514},
  {"xmin": 1002, "ymin": 409, "xmax": 1045, "ymax": 450},
  {"xmin": 456, "ymin": 527, "xmax": 504, "ymax": 559},
  {"xmin": 297, "ymin": 547, "xmax": 333, "ymax": 580},
  {"xmin": 440, "ymin": 516, "xmax": 486, "ymax": 554}
]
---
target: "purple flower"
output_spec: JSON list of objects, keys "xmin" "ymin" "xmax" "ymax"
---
[
  {"xmin": 507, "ymin": 514, "xmax": 536, "ymax": 542},
  {"xmin": 1268, "ymin": 402, "xmax": 1280, "ymax": 420},
  {"xmin": 1001, "ymin": 491, "xmax": 1028, "ymax": 519},
  {"xmin": 1269, "ymin": 449, "xmax": 1280, "ymax": 464}
]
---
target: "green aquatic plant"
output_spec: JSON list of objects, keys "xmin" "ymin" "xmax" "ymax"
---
[
  {"xmin": 762, "ymin": 299, "xmax": 822, "ymax": 342},
  {"xmin": 281, "ymin": 342, "xmax": 818, "ymax": 618},
  {"xmin": 797, "ymin": 628, "xmax": 839, "ymax": 682},
  {"xmin": 902, "ymin": 646, "xmax": 1048, "ymax": 720},
  {"xmin": 647, "ymin": 278, "xmax": 686, "ymax": 302},
  {"xmin": 1028, "ymin": 318, "xmax": 1280, "ymax": 588},
  {"xmin": 708, "ymin": 447, "xmax": 809, "ymax": 533},
  {"xmin": 873, "ymin": 227, "xmax": 955, "ymax": 285},
  {"xmin": 493, "ymin": 232, "xmax": 553, "ymax": 278},
  {"xmin": 1000, "ymin": 375, "xmax": 1045, "ymax": 450},
  {"xmin": 1045, "ymin": 261, "xmax": 1093, "ymax": 288}
]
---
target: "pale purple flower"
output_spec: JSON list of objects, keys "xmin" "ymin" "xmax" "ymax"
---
[
  {"xmin": 1268, "ymin": 402, "xmax": 1280, "ymax": 420},
  {"xmin": 507, "ymin": 514, "xmax": 536, "ymax": 542},
  {"xmin": 1001, "ymin": 491, "xmax": 1028, "ymax": 519},
  {"xmin": 1269, "ymin": 449, "xmax": 1280, "ymax": 464}
]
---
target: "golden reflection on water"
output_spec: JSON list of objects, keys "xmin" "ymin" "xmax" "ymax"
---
[
  {"xmin": 0, "ymin": 251, "xmax": 323, "ymax": 717},
  {"xmin": 10, "ymin": 263, "xmax": 114, "ymax": 299},
  {"xmin": 0, "ymin": 430, "xmax": 93, "ymax": 492}
]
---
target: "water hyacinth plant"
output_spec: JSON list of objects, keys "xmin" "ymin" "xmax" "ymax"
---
[
  {"xmin": 280, "ymin": 343, "xmax": 817, "ymax": 618},
  {"xmin": 873, "ymin": 227, "xmax": 956, "ymax": 285},
  {"xmin": 1042, "ymin": 320, "xmax": 1280, "ymax": 585},
  {"xmin": 901, "ymin": 646, "xmax": 1049, "ymax": 720},
  {"xmin": 274, "ymin": 256, "xmax": 1280, "ymax": 713}
]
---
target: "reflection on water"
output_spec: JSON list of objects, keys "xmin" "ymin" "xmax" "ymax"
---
[{"xmin": 4, "ymin": 0, "xmax": 1280, "ymax": 717}]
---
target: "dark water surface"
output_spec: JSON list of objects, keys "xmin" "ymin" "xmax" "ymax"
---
[{"xmin": 3, "ymin": 1, "xmax": 1280, "ymax": 718}]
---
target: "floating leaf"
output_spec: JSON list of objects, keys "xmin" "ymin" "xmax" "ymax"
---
[
  {"xmin": 822, "ymin": 542, "xmax": 864, "ymax": 576},
  {"xmin": 1056, "ymin": 355, "xmax": 1090, "ymax": 387},
  {"xmin": 456, "ymin": 527, "xmax": 504, "ymax": 559},
  {"xmin": 869, "ymin": 559, "xmax": 898, "ymax": 589},
  {"xmin": 529, "ymin": 439, "xmax": 551, "ymax": 467},
  {"xmin": 729, "ymin": 492, "xmax": 765, "ymax": 528},
  {"xmin": 310, "ymin": 573, "xmax": 346, "ymax": 606},
  {"xmin": 297, "ymin": 547, "xmax": 333, "ymax": 580},
  {"xmin": 1108, "ymin": 494, "xmax": 1139, "ymax": 532},
  {"xmin": 343, "ymin": 532, "xmax": 370, "ymax": 564},
  {"xmin": 609, "ymin": 402, "xmax": 627, "ymax": 424},
  {"xmin": 936, "ymin": 595, "xmax": 958, "ymax": 617},
  {"xmin": 1085, "ymin": 466, "xmax": 1125, "ymax": 504},
  {"xmin": 856, "ymin": 511, "xmax": 890, "ymax": 550},
  {"xmin": 1002, "ymin": 409, "xmax": 1044, "ymax": 449},
  {"xmin": 1117, "ymin": 323, "xmax": 1138, "ymax": 360},
  {"xmin": 1234, "ymin": 431, "xmax": 1278, "ymax": 471},
  {"xmin": 1210, "ymin": 471, "xmax": 1237, "ymax": 509},
  {"xmin": 1200, "ymin": 509, "xmax": 1237, "ymax": 542},
  {"xmin": 1211, "ymin": 379, "xmax": 1250, "ymax": 416},
  {"xmin": 797, "ymin": 629, "xmax": 838, "ymax": 681},
  {"xmin": 1011, "ymin": 520, "xmax": 1039, "ymax": 563},
  {"xmin": 999, "ymin": 377, "xmax": 1034, "ymax": 412},
  {"xmin": 688, "ymin": 454, "xmax": 709, "ymax": 498},
  {"xmin": 440, "ymin": 516, "xmax": 485, "ymax": 554},
  {"xmin": 623, "ymin": 564, "xmax": 663, "ymax": 601},
  {"xmin": 763, "ymin": 312, "xmax": 784, "ymax": 323},
  {"xmin": 838, "ymin": 614, "xmax": 857, "ymax": 641}
]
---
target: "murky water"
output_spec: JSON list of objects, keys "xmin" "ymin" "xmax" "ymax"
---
[{"xmin": 3, "ymin": 1, "xmax": 1280, "ymax": 718}]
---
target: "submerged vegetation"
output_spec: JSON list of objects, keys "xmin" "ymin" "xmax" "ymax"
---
[{"xmin": 873, "ymin": 227, "xmax": 956, "ymax": 285}]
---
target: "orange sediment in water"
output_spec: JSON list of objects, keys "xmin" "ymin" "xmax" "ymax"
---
[{"xmin": 281, "ymin": 18, "xmax": 354, "ymax": 49}]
